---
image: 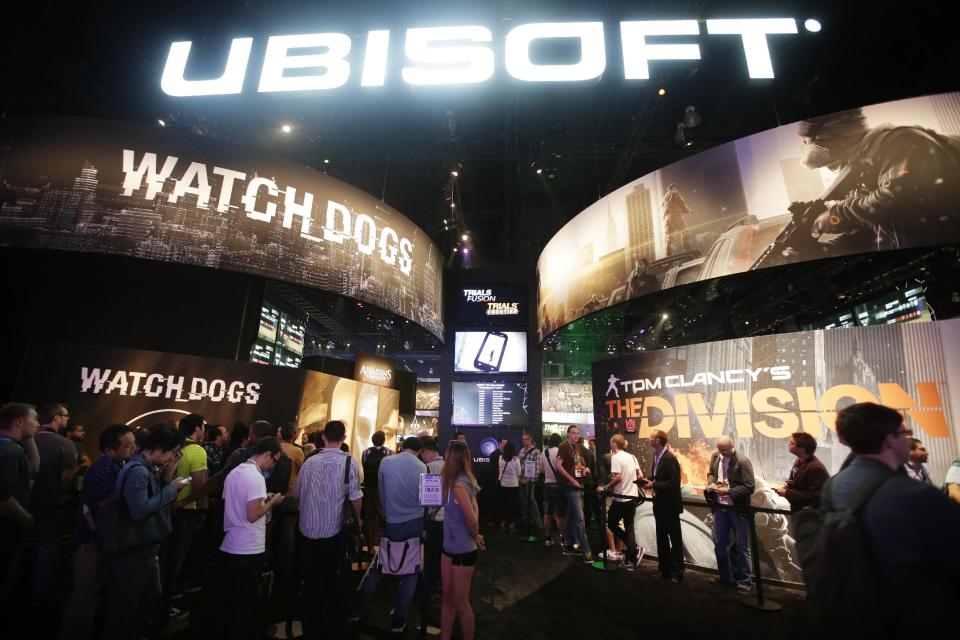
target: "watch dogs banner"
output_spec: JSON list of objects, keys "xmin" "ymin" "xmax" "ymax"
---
[
  {"xmin": 14, "ymin": 341, "xmax": 307, "ymax": 461},
  {"xmin": 0, "ymin": 117, "xmax": 444, "ymax": 339},
  {"xmin": 538, "ymin": 92, "xmax": 960, "ymax": 340},
  {"xmin": 591, "ymin": 320, "xmax": 960, "ymax": 585}
]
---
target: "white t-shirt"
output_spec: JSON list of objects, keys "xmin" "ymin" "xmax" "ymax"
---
[
  {"xmin": 945, "ymin": 460, "xmax": 960, "ymax": 485},
  {"xmin": 498, "ymin": 457, "xmax": 521, "ymax": 488},
  {"xmin": 221, "ymin": 460, "xmax": 268, "ymax": 555},
  {"xmin": 610, "ymin": 451, "xmax": 640, "ymax": 502},
  {"xmin": 542, "ymin": 447, "xmax": 560, "ymax": 484}
]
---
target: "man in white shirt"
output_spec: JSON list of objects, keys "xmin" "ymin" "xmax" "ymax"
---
[
  {"xmin": 600, "ymin": 434, "xmax": 640, "ymax": 570},
  {"xmin": 294, "ymin": 420, "xmax": 362, "ymax": 639},
  {"xmin": 219, "ymin": 436, "xmax": 283, "ymax": 639}
]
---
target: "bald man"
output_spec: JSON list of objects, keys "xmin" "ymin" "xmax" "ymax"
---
[{"xmin": 705, "ymin": 436, "xmax": 755, "ymax": 594}]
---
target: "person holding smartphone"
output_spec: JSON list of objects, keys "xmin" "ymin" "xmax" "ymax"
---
[{"xmin": 217, "ymin": 437, "xmax": 284, "ymax": 639}]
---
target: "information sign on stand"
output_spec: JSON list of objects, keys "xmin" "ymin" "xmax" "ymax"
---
[{"xmin": 419, "ymin": 473, "xmax": 443, "ymax": 507}]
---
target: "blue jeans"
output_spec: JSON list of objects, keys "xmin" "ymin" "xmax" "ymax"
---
[
  {"xmin": 562, "ymin": 487, "xmax": 591, "ymax": 554},
  {"xmin": 713, "ymin": 508, "xmax": 751, "ymax": 588},
  {"xmin": 352, "ymin": 517, "xmax": 423, "ymax": 627}
]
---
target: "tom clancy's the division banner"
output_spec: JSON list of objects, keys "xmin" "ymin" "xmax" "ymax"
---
[
  {"xmin": 538, "ymin": 92, "xmax": 960, "ymax": 340},
  {"xmin": 0, "ymin": 117, "xmax": 444, "ymax": 339},
  {"xmin": 591, "ymin": 320, "xmax": 960, "ymax": 584},
  {"xmin": 14, "ymin": 341, "xmax": 399, "ymax": 470}
]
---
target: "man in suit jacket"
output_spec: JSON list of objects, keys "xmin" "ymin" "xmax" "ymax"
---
[
  {"xmin": 640, "ymin": 429, "xmax": 684, "ymax": 583},
  {"xmin": 705, "ymin": 436, "xmax": 755, "ymax": 593},
  {"xmin": 773, "ymin": 432, "xmax": 830, "ymax": 512}
]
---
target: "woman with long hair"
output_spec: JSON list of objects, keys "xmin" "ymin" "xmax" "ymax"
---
[
  {"xmin": 441, "ymin": 440, "xmax": 483, "ymax": 640},
  {"xmin": 497, "ymin": 441, "xmax": 521, "ymax": 533}
]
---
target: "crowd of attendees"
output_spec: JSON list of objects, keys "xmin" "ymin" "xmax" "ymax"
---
[{"xmin": 1, "ymin": 400, "xmax": 959, "ymax": 638}]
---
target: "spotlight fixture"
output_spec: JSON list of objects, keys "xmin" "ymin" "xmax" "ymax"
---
[
  {"xmin": 662, "ymin": 313, "xmax": 669, "ymax": 320},
  {"xmin": 157, "ymin": 118, "xmax": 167, "ymax": 127},
  {"xmin": 683, "ymin": 105, "xmax": 702, "ymax": 129},
  {"xmin": 461, "ymin": 233, "xmax": 469, "ymax": 242},
  {"xmin": 536, "ymin": 168, "xmax": 543, "ymax": 175},
  {"xmin": 281, "ymin": 123, "xmax": 292, "ymax": 133},
  {"xmin": 450, "ymin": 170, "xmax": 459, "ymax": 177},
  {"xmin": 323, "ymin": 158, "xmax": 330, "ymax": 164},
  {"xmin": 658, "ymin": 88, "xmax": 666, "ymax": 96},
  {"xmin": 804, "ymin": 18, "xmax": 822, "ymax": 32}
]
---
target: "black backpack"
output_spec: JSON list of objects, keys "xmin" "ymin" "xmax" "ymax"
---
[
  {"xmin": 363, "ymin": 446, "xmax": 387, "ymax": 488},
  {"xmin": 794, "ymin": 470, "xmax": 894, "ymax": 634}
]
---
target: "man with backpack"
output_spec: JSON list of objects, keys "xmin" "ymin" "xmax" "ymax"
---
[
  {"xmin": 100, "ymin": 425, "xmax": 188, "ymax": 640},
  {"xmin": 797, "ymin": 402, "xmax": 960, "ymax": 634},
  {"xmin": 361, "ymin": 430, "xmax": 392, "ymax": 556}
]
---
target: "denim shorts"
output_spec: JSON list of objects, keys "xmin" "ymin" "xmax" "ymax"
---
[
  {"xmin": 542, "ymin": 484, "xmax": 567, "ymax": 518},
  {"xmin": 443, "ymin": 549, "xmax": 478, "ymax": 567}
]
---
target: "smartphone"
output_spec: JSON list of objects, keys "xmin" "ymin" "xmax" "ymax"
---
[{"xmin": 474, "ymin": 331, "xmax": 507, "ymax": 372}]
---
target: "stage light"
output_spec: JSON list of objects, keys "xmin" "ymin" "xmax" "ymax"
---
[
  {"xmin": 461, "ymin": 233, "xmax": 469, "ymax": 241},
  {"xmin": 451, "ymin": 170, "xmax": 459, "ymax": 177},
  {"xmin": 536, "ymin": 168, "xmax": 543, "ymax": 174},
  {"xmin": 450, "ymin": 202, "xmax": 456, "ymax": 208},
  {"xmin": 658, "ymin": 88, "xmax": 666, "ymax": 96},
  {"xmin": 662, "ymin": 313, "xmax": 669, "ymax": 320},
  {"xmin": 281, "ymin": 123, "xmax": 292, "ymax": 133},
  {"xmin": 323, "ymin": 158, "xmax": 330, "ymax": 164},
  {"xmin": 804, "ymin": 19, "xmax": 822, "ymax": 33},
  {"xmin": 463, "ymin": 247, "xmax": 469, "ymax": 254},
  {"xmin": 157, "ymin": 118, "xmax": 167, "ymax": 127}
]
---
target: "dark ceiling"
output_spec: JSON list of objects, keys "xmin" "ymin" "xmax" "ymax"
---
[{"xmin": 3, "ymin": 0, "xmax": 956, "ymax": 273}]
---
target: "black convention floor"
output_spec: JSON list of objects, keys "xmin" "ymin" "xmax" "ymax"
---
[{"xmin": 7, "ymin": 526, "xmax": 814, "ymax": 639}]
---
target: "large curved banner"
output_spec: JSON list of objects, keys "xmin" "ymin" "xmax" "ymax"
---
[
  {"xmin": 591, "ymin": 319, "xmax": 960, "ymax": 583},
  {"xmin": 538, "ymin": 92, "xmax": 960, "ymax": 340},
  {"xmin": 0, "ymin": 117, "xmax": 444, "ymax": 339}
]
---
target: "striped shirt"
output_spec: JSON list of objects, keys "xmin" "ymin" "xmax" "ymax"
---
[
  {"xmin": 518, "ymin": 446, "xmax": 541, "ymax": 484},
  {"xmin": 294, "ymin": 447, "xmax": 362, "ymax": 540}
]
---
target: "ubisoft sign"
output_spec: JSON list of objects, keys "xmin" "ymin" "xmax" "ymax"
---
[{"xmin": 161, "ymin": 18, "xmax": 813, "ymax": 97}]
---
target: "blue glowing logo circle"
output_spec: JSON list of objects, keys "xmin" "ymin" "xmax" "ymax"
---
[{"xmin": 480, "ymin": 437, "xmax": 498, "ymax": 457}]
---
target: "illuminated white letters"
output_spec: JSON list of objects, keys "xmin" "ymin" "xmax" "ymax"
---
[
  {"xmin": 241, "ymin": 177, "xmax": 279, "ymax": 222},
  {"xmin": 505, "ymin": 22, "xmax": 606, "ymax": 82},
  {"xmin": 170, "ymin": 161, "xmax": 212, "ymax": 208},
  {"xmin": 121, "ymin": 150, "xmax": 179, "ymax": 199},
  {"xmin": 620, "ymin": 20, "xmax": 701, "ymax": 79},
  {"xmin": 212, "ymin": 166, "xmax": 247, "ymax": 213},
  {"xmin": 282, "ymin": 186, "xmax": 314, "ymax": 234},
  {"xmin": 323, "ymin": 201, "xmax": 352, "ymax": 243},
  {"xmin": 258, "ymin": 33, "xmax": 352, "ymax": 92},
  {"xmin": 353, "ymin": 213, "xmax": 377, "ymax": 255},
  {"xmin": 361, "ymin": 30, "xmax": 391, "ymax": 86},
  {"xmin": 402, "ymin": 26, "xmax": 494, "ymax": 85},
  {"xmin": 705, "ymin": 18, "xmax": 797, "ymax": 79},
  {"xmin": 160, "ymin": 38, "xmax": 253, "ymax": 96},
  {"xmin": 161, "ymin": 17, "xmax": 808, "ymax": 95}
]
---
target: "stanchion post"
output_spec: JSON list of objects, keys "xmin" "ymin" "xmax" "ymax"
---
[{"xmin": 740, "ymin": 509, "xmax": 781, "ymax": 612}]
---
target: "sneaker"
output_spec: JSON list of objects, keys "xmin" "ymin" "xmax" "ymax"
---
[
  {"xmin": 561, "ymin": 546, "xmax": 582, "ymax": 556},
  {"xmin": 168, "ymin": 607, "xmax": 190, "ymax": 621},
  {"xmin": 620, "ymin": 560, "xmax": 635, "ymax": 572},
  {"xmin": 544, "ymin": 538, "xmax": 554, "ymax": 547},
  {"xmin": 582, "ymin": 552, "xmax": 594, "ymax": 564},
  {"xmin": 607, "ymin": 550, "xmax": 623, "ymax": 561},
  {"xmin": 737, "ymin": 584, "xmax": 752, "ymax": 594}
]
